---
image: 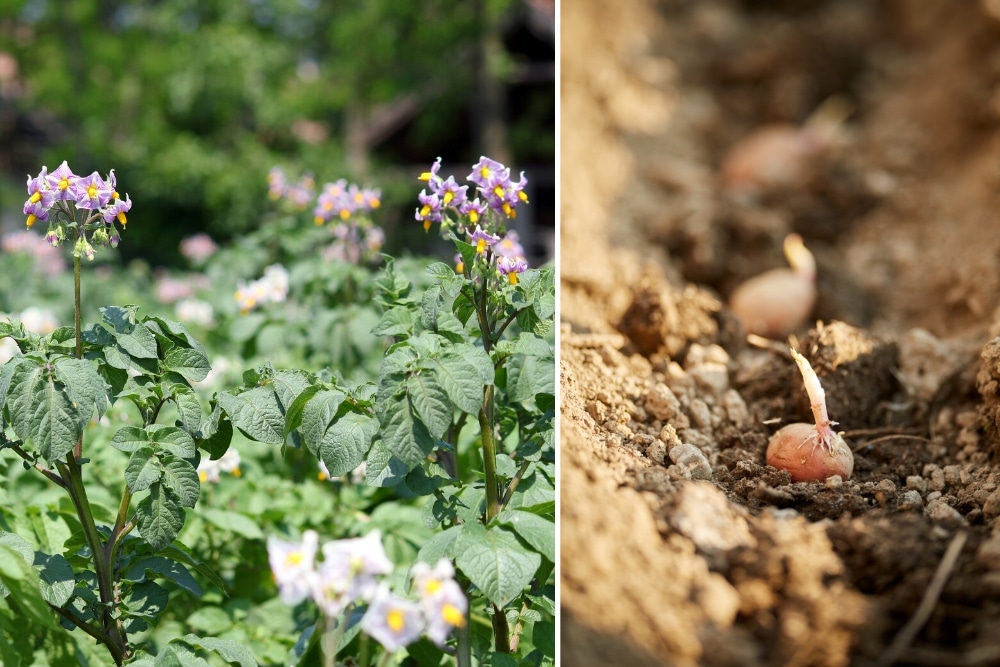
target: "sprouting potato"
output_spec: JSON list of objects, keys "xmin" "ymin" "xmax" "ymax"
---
[{"xmin": 766, "ymin": 347, "xmax": 854, "ymax": 482}]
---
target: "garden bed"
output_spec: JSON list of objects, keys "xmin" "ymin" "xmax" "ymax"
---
[{"xmin": 561, "ymin": 1, "xmax": 1000, "ymax": 665}]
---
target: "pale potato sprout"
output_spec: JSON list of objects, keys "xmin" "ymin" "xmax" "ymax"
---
[
  {"xmin": 728, "ymin": 233, "xmax": 816, "ymax": 339},
  {"xmin": 765, "ymin": 347, "xmax": 854, "ymax": 482}
]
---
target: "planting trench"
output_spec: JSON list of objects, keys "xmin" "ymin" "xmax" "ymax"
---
[{"xmin": 561, "ymin": 1, "xmax": 1000, "ymax": 665}]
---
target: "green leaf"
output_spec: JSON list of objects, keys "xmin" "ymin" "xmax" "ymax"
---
[
  {"xmin": 198, "ymin": 401, "xmax": 234, "ymax": 459},
  {"xmin": 372, "ymin": 306, "xmax": 415, "ymax": 336},
  {"xmin": 111, "ymin": 425, "xmax": 149, "ymax": 452},
  {"xmin": 364, "ymin": 439, "xmax": 409, "ymax": 487},
  {"xmin": 113, "ymin": 322, "xmax": 160, "ymax": 360},
  {"xmin": 160, "ymin": 457, "xmax": 201, "ymax": 508},
  {"xmin": 425, "ymin": 262, "xmax": 455, "ymax": 279},
  {"xmin": 165, "ymin": 348, "xmax": 211, "ymax": 382},
  {"xmin": 147, "ymin": 424, "xmax": 197, "ymax": 459},
  {"xmin": 0, "ymin": 545, "xmax": 57, "ymax": 629},
  {"xmin": 123, "ymin": 556, "xmax": 202, "ymax": 597},
  {"xmin": 146, "ymin": 316, "xmax": 209, "ymax": 358},
  {"xmin": 126, "ymin": 447, "xmax": 162, "ymax": 493},
  {"xmin": 429, "ymin": 346, "xmax": 492, "ymax": 415},
  {"xmin": 173, "ymin": 388, "xmax": 204, "ymax": 435},
  {"xmin": 377, "ymin": 396, "xmax": 435, "ymax": 469},
  {"xmin": 319, "ymin": 411, "xmax": 377, "ymax": 477},
  {"xmin": 416, "ymin": 525, "xmax": 462, "ymax": 565},
  {"xmin": 497, "ymin": 510, "xmax": 555, "ymax": 563},
  {"xmin": 185, "ymin": 607, "xmax": 232, "ymax": 635},
  {"xmin": 155, "ymin": 641, "xmax": 209, "ymax": 667},
  {"xmin": 405, "ymin": 373, "xmax": 452, "ymax": 439},
  {"xmin": 137, "ymin": 483, "xmax": 186, "ymax": 552},
  {"xmin": 53, "ymin": 356, "xmax": 110, "ymax": 427},
  {"xmin": 512, "ymin": 332, "xmax": 554, "ymax": 357},
  {"xmin": 505, "ymin": 353, "xmax": 555, "ymax": 403},
  {"xmin": 421, "ymin": 284, "xmax": 444, "ymax": 330},
  {"xmin": 282, "ymin": 385, "xmax": 320, "ymax": 436},
  {"xmin": 8, "ymin": 360, "xmax": 80, "ymax": 462},
  {"xmin": 182, "ymin": 634, "xmax": 258, "ymax": 667},
  {"xmin": 217, "ymin": 387, "xmax": 285, "ymax": 445},
  {"xmin": 454, "ymin": 522, "xmax": 541, "ymax": 608},
  {"xmin": 199, "ymin": 508, "xmax": 263, "ymax": 540},
  {"xmin": 271, "ymin": 369, "xmax": 312, "ymax": 411},
  {"xmin": 35, "ymin": 552, "xmax": 75, "ymax": 608},
  {"xmin": 298, "ymin": 389, "xmax": 346, "ymax": 453}
]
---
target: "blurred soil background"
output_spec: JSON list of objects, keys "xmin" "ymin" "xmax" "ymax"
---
[{"xmin": 561, "ymin": 1, "xmax": 1000, "ymax": 665}]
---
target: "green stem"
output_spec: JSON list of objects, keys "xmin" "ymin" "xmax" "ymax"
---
[
  {"xmin": 479, "ymin": 391, "xmax": 500, "ymax": 523},
  {"xmin": 492, "ymin": 603, "xmax": 511, "ymax": 653},
  {"xmin": 456, "ymin": 610, "xmax": 473, "ymax": 667},
  {"xmin": 49, "ymin": 603, "xmax": 123, "ymax": 664},
  {"xmin": 58, "ymin": 457, "xmax": 128, "ymax": 663},
  {"xmin": 500, "ymin": 460, "xmax": 531, "ymax": 509}
]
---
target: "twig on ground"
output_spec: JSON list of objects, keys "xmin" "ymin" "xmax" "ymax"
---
[{"xmin": 876, "ymin": 531, "xmax": 968, "ymax": 667}]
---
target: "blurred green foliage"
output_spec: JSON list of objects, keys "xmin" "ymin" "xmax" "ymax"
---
[{"xmin": 2, "ymin": 0, "xmax": 553, "ymax": 266}]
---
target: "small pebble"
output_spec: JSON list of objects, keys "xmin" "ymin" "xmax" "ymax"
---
[
  {"xmin": 943, "ymin": 465, "xmax": 962, "ymax": 486},
  {"xmin": 669, "ymin": 443, "xmax": 714, "ymax": 481},
  {"xmin": 906, "ymin": 475, "xmax": 927, "ymax": 493},
  {"xmin": 688, "ymin": 398, "xmax": 713, "ymax": 429},
  {"xmin": 824, "ymin": 475, "xmax": 843, "ymax": 489},
  {"xmin": 645, "ymin": 383, "xmax": 682, "ymax": 421},
  {"xmin": 926, "ymin": 499, "xmax": 968, "ymax": 527},
  {"xmin": 898, "ymin": 490, "xmax": 924, "ymax": 511},
  {"xmin": 929, "ymin": 469, "xmax": 946, "ymax": 492},
  {"xmin": 983, "ymin": 489, "xmax": 1000, "ymax": 519}
]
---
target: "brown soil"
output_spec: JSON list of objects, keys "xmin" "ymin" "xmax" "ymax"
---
[{"xmin": 560, "ymin": 1, "xmax": 1000, "ymax": 665}]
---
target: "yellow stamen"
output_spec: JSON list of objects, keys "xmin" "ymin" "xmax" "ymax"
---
[
  {"xmin": 354, "ymin": 193, "xmax": 364, "ymax": 203},
  {"xmin": 314, "ymin": 216, "xmax": 325, "ymax": 225},
  {"xmin": 87, "ymin": 185, "xmax": 98, "ymax": 199},
  {"xmin": 387, "ymin": 609, "xmax": 405, "ymax": 632},
  {"xmin": 443, "ymin": 191, "xmax": 454, "ymax": 205},
  {"xmin": 455, "ymin": 261, "xmax": 464, "ymax": 274},
  {"xmin": 58, "ymin": 178, "xmax": 70, "ymax": 190},
  {"xmin": 423, "ymin": 219, "xmax": 432, "ymax": 232},
  {"xmin": 370, "ymin": 199, "xmax": 381, "ymax": 208},
  {"xmin": 29, "ymin": 191, "xmax": 41, "ymax": 204},
  {"xmin": 518, "ymin": 191, "xmax": 528, "ymax": 203},
  {"xmin": 285, "ymin": 551, "xmax": 303, "ymax": 566},
  {"xmin": 339, "ymin": 209, "xmax": 350, "ymax": 220},
  {"xmin": 442, "ymin": 604, "xmax": 465, "ymax": 627},
  {"xmin": 26, "ymin": 214, "xmax": 37, "ymax": 228},
  {"xmin": 318, "ymin": 471, "xmax": 328, "ymax": 481},
  {"xmin": 508, "ymin": 273, "xmax": 518, "ymax": 285},
  {"xmin": 419, "ymin": 171, "xmax": 433, "ymax": 182},
  {"xmin": 493, "ymin": 185, "xmax": 504, "ymax": 198},
  {"xmin": 425, "ymin": 579, "xmax": 442, "ymax": 594},
  {"xmin": 199, "ymin": 470, "xmax": 208, "ymax": 482},
  {"xmin": 502, "ymin": 203, "xmax": 515, "ymax": 218},
  {"xmin": 476, "ymin": 239, "xmax": 487, "ymax": 254},
  {"xmin": 469, "ymin": 210, "xmax": 479, "ymax": 223},
  {"xmin": 232, "ymin": 467, "xmax": 241, "ymax": 478},
  {"xmin": 117, "ymin": 212, "xmax": 128, "ymax": 226}
]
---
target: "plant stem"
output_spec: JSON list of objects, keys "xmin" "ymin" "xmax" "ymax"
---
[
  {"xmin": 492, "ymin": 603, "xmax": 511, "ymax": 653},
  {"xmin": 58, "ymin": 456, "xmax": 128, "ymax": 663},
  {"xmin": 479, "ymin": 393, "xmax": 500, "ymax": 523},
  {"xmin": 456, "ymin": 610, "xmax": 473, "ymax": 667}
]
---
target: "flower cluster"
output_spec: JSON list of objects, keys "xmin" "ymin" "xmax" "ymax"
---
[
  {"xmin": 416, "ymin": 157, "xmax": 531, "ymax": 284},
  {"xmin": 22, "ymin": 161, "xmax": 132, "ymax": 260},
  {"xmin": 416, "ymin": 156, "xmax": 528, "ymax": 232},
  {"xmin": 267, "ymin": 168, "xmax": 385, "ymax": 265},
  {"xmin": 311, "ymin": 178, "xmax": 381, "ymax": 226},
  {"xmin": 234, "ymin": 264, "xmax": 290, "ymax": 314},
  {"xmin": 197, "ymin": 448, "xmax": 242, "ymax": 483},
  {"xmin": 268, "ymin": 531, "xmax": 467, "ymax": 653}
]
